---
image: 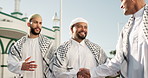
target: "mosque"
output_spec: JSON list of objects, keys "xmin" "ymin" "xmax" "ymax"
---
[{"xmin": 0, "ymin": 0, "xmax": 61, "ymax": 78}]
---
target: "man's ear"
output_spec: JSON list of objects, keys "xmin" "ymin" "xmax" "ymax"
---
[
  {"xmin": 71, "ymin": 27, "xmax": 74, "ymax": 33},
  {"xmin": 27, "ymin": 22, "xmax": 31, "ymax": 27}
]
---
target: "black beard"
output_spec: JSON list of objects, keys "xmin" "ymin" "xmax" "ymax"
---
[
  {"xmin": 78, "ymin": 35, "xmax": 86, "ymax": 40},
  {"xmin": 30, "ymin": 27, "xmax": 41, "ymax": 35},
  {"xmin": 77, "ymin": 32, "xmax": 87, "ymax": 40}
]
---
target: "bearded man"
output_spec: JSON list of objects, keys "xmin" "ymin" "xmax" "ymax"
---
[
  {"xmin": 52, "ymin": 17, "xmax": 109, "ymax": 78},
  {"xmin": 7, "ymin": 14, "xmax": 55, "ymax": 78}
]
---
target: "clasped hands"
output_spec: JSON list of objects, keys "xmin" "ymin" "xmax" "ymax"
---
[
  {"xmin": 21, "ymin": 57, "xmax": 37, "ymax": 71},
  {"xmin": 77, "ymin": 68, "xmax": 91, "ymax": 78}
]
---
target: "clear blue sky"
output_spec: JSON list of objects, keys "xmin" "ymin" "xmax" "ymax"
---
[{"xmin": 1, "ymin": 0, "xmax": 147, "ymax": 57}]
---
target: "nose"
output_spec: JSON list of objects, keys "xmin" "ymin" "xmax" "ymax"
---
[
  {"xmin": 37, "ymin": 23, "xmax": 42, "ymax": 29},
  {"xmin": 120, "ymin": 3, "xmax": 123, "ymax": 9},
  {"xmin": 81, "ymin": 26, "xmax": 87, "ymax": 32},
  {"xmin": 120, "ymin": 5, "xmax": 123, "ymax": 9}
]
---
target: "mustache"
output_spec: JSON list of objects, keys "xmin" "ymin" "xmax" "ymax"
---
[
  {"xmin": 78, "ymin": 31, "xmax": 87, "ymax": 34},
  {"xmin": 34, "ymin": 27, "xmax": 41, "ymax": 30},
  {"xmin": 30, "ymin": 26, "xmax": 41, "ymax": 30}
]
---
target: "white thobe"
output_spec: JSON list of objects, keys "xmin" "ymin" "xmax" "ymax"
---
[
  {"xmin": 128, "ymin": 7, "xmax": 144, "ymax": 78},
  {"xmin": 8, "ymin": 37, "xmax": 43, "ymax": 78},
  {"xmin": 54, "ymin": 39, "xmax": 99, "ymax": 78},
  {"xmin": 90, "ymin": 7, "xmax": 147, "ymax": 78}
]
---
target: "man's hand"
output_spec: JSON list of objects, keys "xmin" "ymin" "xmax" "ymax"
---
[
  {"xmin": 77, "ymin": 68, "xmax": 91, "ymax": 78},
  {"xmin": 21, "ymin": 57, "xmax": 37, "ymax": 71}
]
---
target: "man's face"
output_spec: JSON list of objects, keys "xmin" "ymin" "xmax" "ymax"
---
[
  {"xmin": 71, "ymin": 22, "xmax": 88, "ymax": 41},
  {"xmin": 120, "ymin": 0, "xmax": 136, "ymax": 15},
  {"xmin": 29, "ymin": 17, "xmax": 42, "ymax": 35}
]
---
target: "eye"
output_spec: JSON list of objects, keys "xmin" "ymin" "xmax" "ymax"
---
[
  {"xmin": 77, "ymin": 25, "xmax": 82, "ymax": 28},
  {"xmin": 39, "ymin": 22, "xmax": 42, "ymax": 25},
  {"xmin": 34, "ymin": 21, "xmax": 38, "ymax": 24},
  {"xmin": 84, "ymin": 26, "xmax": 87, "ymax": 29}
]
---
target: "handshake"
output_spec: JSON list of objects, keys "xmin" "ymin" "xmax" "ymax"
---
[{"xmin": 77, "ymin": 68, "xmax": 91, "ymax": 78}]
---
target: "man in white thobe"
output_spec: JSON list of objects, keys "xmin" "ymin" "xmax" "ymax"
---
[
  {"xmin": 7, "ymin": 14, "xmax": 55, "ymax": 78},
  {"xmin": 52, "ymin": 17, "xmax": 111, "ymax": 78},
  {"xmin": 78, "ymin": 0, "xmax": 148, "ymax": 78}
]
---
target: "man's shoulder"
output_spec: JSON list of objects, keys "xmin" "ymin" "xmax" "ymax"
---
[
  {"xmin": 11, "ymin": 36, "xmax": 27, "ymax": 48},
  {"xmin": 60, "ymin": 40, "xmax": 71, "ymax": 47},
  {"xmin": 57, "ymin": 40, "xmax": 71, "ymax": 50},
  {"xmin": 15, "ymin": 36, "xmax": 27, "ymax": 43},
  {"xmin": 85, "ymin": 39, "xmax": 101, "ymax": 48},
  {"xmin": 39, "ymin": 34, "xmax": 53, "ymax": 42}
]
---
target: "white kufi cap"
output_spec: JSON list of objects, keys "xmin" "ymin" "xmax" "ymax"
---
[{"xmin": 70, "ymin": 17, "xmax": 88, "ymax": 27}]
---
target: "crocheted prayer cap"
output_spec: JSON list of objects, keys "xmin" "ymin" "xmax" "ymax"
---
[
  {"xmin": 27, "ymin": 14, "xmax": 42, "ymax": 22},
  {"xmin": 70, "ymin": 17, "xmax": 88, "ymax": 28}
]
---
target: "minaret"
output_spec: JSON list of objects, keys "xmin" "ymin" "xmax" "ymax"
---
[
  {"xmin": 0, "ymin": 7, "xmax": 2, "ymax": 12},
  {"xmin": 52, "ymin": 12, "xmax": 60, "ymax": 48},
  {"xmin": 53, "ymin": 13, "xmax": 60, "ymax": 26},
  {"xmin": 11, "ymin": 0, "xmax": 23, "ymax": 18},
  {"xmin": 14, "ymin": 0, "xmax": 20, "ymax": 12}
]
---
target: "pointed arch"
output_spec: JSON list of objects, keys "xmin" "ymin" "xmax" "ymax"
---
[
  {"xmin": 5, "ymin": 39, "xmax": 16, "ymax": 54},
  {"xmin": 0, "ymin": 38, "xmax": 4, "ymax": 54}
]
